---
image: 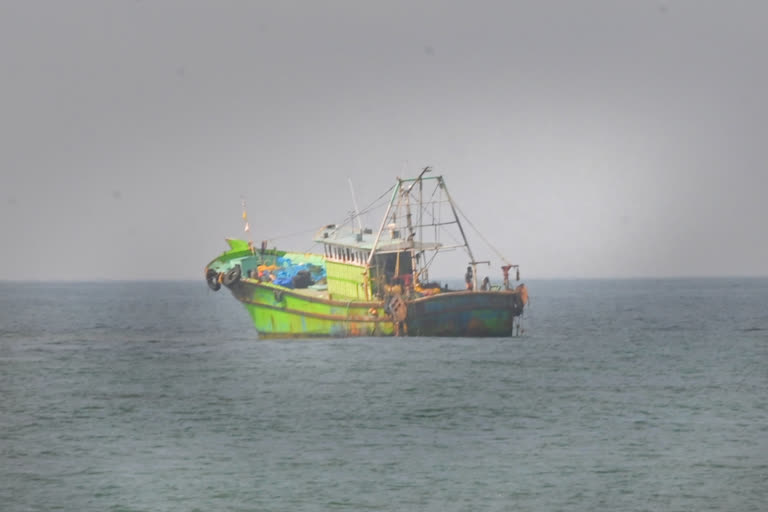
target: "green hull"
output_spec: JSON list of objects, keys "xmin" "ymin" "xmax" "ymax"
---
[
  {"xmin": 223, "ymin": 279, "xmax": 524, "ymax": 338},
  {"xmin": 230, "ymin": 279, "xmax": 395, "ymax": 338},
  {"xmin": 205, "ymin": 239, "xmax": 526, "ymax": 338}
]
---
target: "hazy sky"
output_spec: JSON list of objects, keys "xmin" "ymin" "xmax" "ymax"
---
[{"xmin": 2, "ymin": 1, "xmax": 766, "ymax": 280}]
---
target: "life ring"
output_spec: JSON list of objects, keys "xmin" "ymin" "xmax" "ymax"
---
[
  {"xmin": 222, "ymin": 264, "xmax": 242, "ymax": 287},
  {"xmin": 206, "ymin": 268, "xmax": 221, "ymax": 291},
  {"xmin": 274, "ymin": 289, "xmax": 284, "ymax": 302}
]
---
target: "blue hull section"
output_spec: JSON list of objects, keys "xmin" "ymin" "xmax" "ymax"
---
[{"xmin": 406, "ymin": 290, "xmax": 524, "ymax": 337}]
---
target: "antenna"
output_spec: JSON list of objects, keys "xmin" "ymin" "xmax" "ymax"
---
[{"xmin": 348, "ymin": 178, "xmax": 364, "ymax": 232}]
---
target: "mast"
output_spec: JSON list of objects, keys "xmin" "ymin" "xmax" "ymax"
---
[
  {"xmin": 366, "ymin": 180, "xmax": 401, "ymax": 269},
  {"xmin": 403, "ymin": 184, "xmax": 416, "ymax": 285},
  {"xmin": 405, "ymin": 167, "xmax": 431, "ymax": 284},
  {"xmin": 367, "ymin": 171, "xmax": 464, "ymax": 294},
  {"xmin": 418, "ymin": 167, "xmax": 427, "ymax": 282},
  {"xmin": 439, "ymin": 176, "xmax": 479, "ymax": 291}
]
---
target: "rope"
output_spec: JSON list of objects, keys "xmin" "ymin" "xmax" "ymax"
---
[
  {"xmin": 357, "ymin": 184, "xmax": 396, "ymax": 217},
  {"xmin": 323, "ymin": 183, "xmax": 397, "ymax": 234},
  {"xmin": 261, "ymin": 184, "xmax": 397, "ymax": 244},
  {"xmin": 451, "ymin": 201, "xmax": 512, "ymax": 266}
]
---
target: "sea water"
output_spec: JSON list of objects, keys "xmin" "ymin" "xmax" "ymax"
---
[{"xmin": 1, "ymin": 279, "xmax": 766, "ymax": 511}]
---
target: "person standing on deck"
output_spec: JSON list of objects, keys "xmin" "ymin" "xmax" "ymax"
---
[{"xmin": 465, "ymin": 266, "xmax": 473, "ymax": 290}]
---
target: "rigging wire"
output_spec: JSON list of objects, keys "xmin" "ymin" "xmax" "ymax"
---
[
  {"xmin": 418, "ymin": 201, "xmax": 464, "ymax": 248},
  {"xmin": 259, "ymin": 179, "xmax": 512, "ymax": 277},
  {"xmin": 451, "ymin": 201, "xmax": 512, "ymax": 266},
  {"xmin": 356, "ymin": 184, "xmax": 396, "ymax": 218},
  {"xmin": 329, "ymin": 183, "xmax": 396, "ymax": 232},
  {"xmin": 263, "ymin": 184, "xmax": 397, "ymax": 243}
]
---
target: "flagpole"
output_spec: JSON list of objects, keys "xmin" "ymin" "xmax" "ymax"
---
[{"xmin": 241, "ymin": 197, "xmax": 254, "ymax": 254}]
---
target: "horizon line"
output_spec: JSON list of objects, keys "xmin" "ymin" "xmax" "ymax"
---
[{"xmin": 2, "ymin": 275, "xmax": 768, "ymax": 284}]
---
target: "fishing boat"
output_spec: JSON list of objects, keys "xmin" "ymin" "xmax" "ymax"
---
[{"xmin": 204, "ymin": 168, "xmax": 528, "ymax": 338}]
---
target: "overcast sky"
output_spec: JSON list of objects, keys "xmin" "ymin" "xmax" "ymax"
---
[{"xmin": 1, "ymin": 1, "xmax": 766, "ymax": 280}]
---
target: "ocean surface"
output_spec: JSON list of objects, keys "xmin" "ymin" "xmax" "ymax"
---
[{"xmin": 1, "ymin": 279, "xmax": 766, "ymax": 511}]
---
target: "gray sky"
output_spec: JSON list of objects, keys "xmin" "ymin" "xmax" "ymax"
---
[{"xmin": 1, "ymin": 1, "xmax": 766, "ymax": 280}]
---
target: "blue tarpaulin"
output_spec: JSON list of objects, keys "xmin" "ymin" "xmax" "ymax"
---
[{"xmin": 272, "ymin": 257, "xmax": 326, "ymax": 288}]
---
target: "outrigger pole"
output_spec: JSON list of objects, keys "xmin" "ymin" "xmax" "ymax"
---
[{"xmin": 438, "ymin": 176, "xmax": 479, "ymax": 291}]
